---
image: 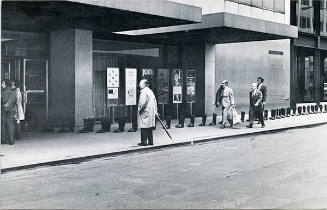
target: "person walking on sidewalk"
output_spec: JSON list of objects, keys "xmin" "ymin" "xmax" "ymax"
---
[
  {"xmin": 246, "ymin": 83, "xmax": 265, "ymax": 128},
  {"xmin": 1, "ymin": 80, "xmax": 18, "ymax": 145},
  {"xmin": 220, "ymin": 80, "xmax": 235, "ymax": 129},
  {"xmin": 257, "ymin": 77, "xmax": 267, "ymax": 107},
  {"xmin": 210, "ymin": 83, "xmax": 224, "ymax": 126},
  {"xmin": 138, "ymin": 79, "xmax": 158, "ymax": 146}
]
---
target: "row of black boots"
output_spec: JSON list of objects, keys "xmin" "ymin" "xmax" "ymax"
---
[
  {"xmin": 78, "ymin": 118, "xmax": 135, "ymax": 133},
  {"xmin": 78, "ymin": 104, "xmax": 327, "ymax": 133}
]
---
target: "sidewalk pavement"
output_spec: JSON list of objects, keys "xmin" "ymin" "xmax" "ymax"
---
[{"xmin": 1, "ymin": 113, "xmax": 327, "ymax": 172}]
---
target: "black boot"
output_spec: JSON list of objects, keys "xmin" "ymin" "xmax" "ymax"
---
[
  {"xmin": 315, "ymin": 105, "xmax": 318, "ymax": 113},
  {"xmin": 114, "ymin": 119, "xmax": 125, "ymax": 133},
  {"xmin": 310, "ymin": 105, "xmax": 314, "ymax": 114},
  {"xmin": 319, "ymin": 105, "xmax": 323, "ymax": 113},
  {"xmin": 165, "ymin": 115, "xmax": 172, "ymax": 129},
  {"xmin": 291, "ymin": 107, "xmax": 296, "ymax": 116},
  {"xmin": 209, "ymin": 113, "xmax": 217, "ymax": 126},
  {"xmin": 280, "ymin": 108, "xmax": 285, "ymax": 118},
  {"xmin": 307, "ymin": 106, "xmax": 311, "ymax": 114},
  {"xmin": 269, "ymin": 109, "xmax": 276, "ymax": 120},
  {"xmin": 241, "ymin": 111, "xmax": 245, "ymax": 122},
  {"xmin": 188, "ymin": 115, "xmax": 195, "ymax": 127},
  {"xmin": 199, "ymin": 114, "xmax": 206, "ymax": 126},
  {"xmin": 301, "ymin": 106, "xmax": 306, "ymax": 115},
  {"xmin": 286, "ymin": 107, "xmax": 291, "ymax": 117},
  {"xmin": 297, "ymin": 106, "xmax": 302, "ymax": 116},
  {"xmin": 175, "ymin": 115, "xmax": 185, "ymax": 128},
  {"xmin": 97, "ymin": 119, "xmax": 111, "ymax": 133},
  {"xmin": 264, "ymin": 110, "xmax": 268, "ymax": 120},
  {"xmin": 78, "ymin": 119, "xmax": 92, "ymax": 133},
  {"xmin": 275, "ymin": 109, "xmax": 281, "ymax": 119}
]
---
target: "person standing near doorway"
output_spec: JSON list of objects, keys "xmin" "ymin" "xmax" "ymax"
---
[
  {"xmin": 1, "ymin": 80, "xmax": 18, "ymax": 145},
  {"xmin": 138, "ymin": 79, "xmax": 158, "ymax": 146},
  {"xmin": 14, "ymin": 81, "xmax": 25, "ymax": 140}
]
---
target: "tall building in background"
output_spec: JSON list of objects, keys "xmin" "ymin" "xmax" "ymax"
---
[{"xmin": 290, "ymin": 0, "xmax": 327, "ymax": 106}]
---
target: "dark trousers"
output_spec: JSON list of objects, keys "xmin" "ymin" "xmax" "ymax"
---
[
  {"xmin": 141, "ymin": 127, "xmax": 153, "ymax": 145},
  {"xmin": 1, "ymin": 111, "xmax": 6, "ymax": 144},
  {"xmin": 3, "ymin": 110, "xmax": 16, "ymax": 144},
  {"xmin": 249, "ymin": 107, "xmax": 264, "ymax": 126}
]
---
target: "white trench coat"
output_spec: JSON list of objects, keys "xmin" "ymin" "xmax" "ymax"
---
[{"xmin": 138, "ymin": 87, "xmax": 157, "ymax": 128}]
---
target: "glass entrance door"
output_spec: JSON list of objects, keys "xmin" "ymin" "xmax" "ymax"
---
[{"xmin": 23, "ymin": 59, "xmax": 48, "ymax": 130}]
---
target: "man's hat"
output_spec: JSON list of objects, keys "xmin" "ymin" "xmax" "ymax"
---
[{"xmin": 221, "ymin": 80, "xmax": 228, "ymax": 84}]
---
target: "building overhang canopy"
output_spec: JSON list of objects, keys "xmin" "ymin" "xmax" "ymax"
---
[
  {"xmin": 115, "ymin": 12, "xmax": 298, "ymax": 44},
  {"xmin": 1, "ymin": 0, "xmax": 202, "ymax": 34}
]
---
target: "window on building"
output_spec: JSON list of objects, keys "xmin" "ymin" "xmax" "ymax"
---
[
  {"xmin": 300, "ymin": 17, "xmax": 311, "ymax": 28},
  {"xmin": 304, "ymin": 56, "xmax": 315, "ymax": 102},
  {"xmin": 301, "ymin": 0, "xmax": 310, "ymax": 6},
  {"xmin": 322, "ymin": 57, "xmax": 327, "ymax": 101},
  {"xmin": 273, "ymin": 0, "xmax": 285, "ymax": 13}
]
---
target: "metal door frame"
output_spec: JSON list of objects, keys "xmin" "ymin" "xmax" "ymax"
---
[{"xmin": 23, "ymin": 59, "xmax": 49, "ymax": 119}]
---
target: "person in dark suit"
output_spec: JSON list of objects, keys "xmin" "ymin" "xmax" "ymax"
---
[
  {"xmin": 246, "ymin": 83, "xmax": 265, "ymax": 128},
  {"xmin": 257, "ymin": 77, "xmax": 267, "ymax": 107}
]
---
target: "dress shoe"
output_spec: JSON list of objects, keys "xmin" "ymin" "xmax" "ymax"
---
[
  {"xmin": 175, "ymin": 124, "xmax": 184, "ymax": 128},
  {"xmin": 261, "ymin": 125, "xmax": 265, "ymax": 128},
  {"xmin": 128, "ymin": 128, "xmax": 137, "ymax": 132},
  {"xmin": 147, "ymin": 143, "xmax": 153, "ymax": 146},
  {"xmin": 208, "ymin": 122, "xmax": 216, "ymax": 126},
  {"xmin": 199, "ymin": 122, "xmax": 206, "ymax": 126},
  {"xmin": 218, "ymin": 121, "xmax": 223, "ymax": 125},
  {"xmin": 246, "ymin": 125, "xmax": 253, "ymax": 128},
  {"xmin": 138, "ymin": 143, "xmax": 147, "ymax": 146},
  {"xmin": 114, "ymin": 129, "xmax": 124, "ymax": 133},
  {"xmin": 187, "ymin": 123, "xmax": 194, "ymax": 127}
]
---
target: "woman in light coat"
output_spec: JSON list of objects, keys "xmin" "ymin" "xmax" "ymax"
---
[{"xmin": 138, "ymin": 79, "xmax": 157, "ymax": 146}]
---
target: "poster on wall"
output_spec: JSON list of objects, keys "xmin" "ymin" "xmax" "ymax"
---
[
  {"xmin": 172, "ymin": 69, "xmax": 183, "ymax": 104},
  {"xmin": 107, "ymin": 67, "xmax": 119, "ymax": 105},
  {"xmin": 186, "ymin": 70, "xmax": 196, "ymax": 103},
  {"xmin": 157, "ymin": 69, "xmax": 169, "ymax": 104},
  {"xmin": 142, "ymin": 68, "xmax": 154, "ymax": 89},
  {"xmin": 125, "ymin": 68, "xmax": 137, "ymax": 105}
]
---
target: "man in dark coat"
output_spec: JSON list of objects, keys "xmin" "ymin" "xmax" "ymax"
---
[
  {"xmin": 257, "ymin": 77, "xmax": 267, "ymax": 107},
  {"xmin": 1, "ymin": 80, "xmax": 17, "ymax": 144},
  {"xmin": 246, "ymin": 83, "xmax": 265, "ymax": 128}
]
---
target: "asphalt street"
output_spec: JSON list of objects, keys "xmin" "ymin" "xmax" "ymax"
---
[{"xmin": 1, "ymin": 124, "xmax": 327, "ymax": 209}]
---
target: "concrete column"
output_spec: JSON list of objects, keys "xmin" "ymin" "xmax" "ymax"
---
[
  {"xmin": 205, "ymin": 43, "xmax": 216, "ymax": 115},
  {"xmin": 314, "ymin": 49, "xmax": 321, "ymax": 103},
  {"xmin": 50, "ymin": 29, "xmax": 93, "ymax": 128},
  {"xmin": 0, "ymin": 0, "xmax": 2, "ymax": 174}
]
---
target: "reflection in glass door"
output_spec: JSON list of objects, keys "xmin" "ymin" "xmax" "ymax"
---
[
  {"xmin": 23, "ymin": 59, "xmax": 48, "ymax": 130},
  {"xmin": 322, "ymin": 57, "xmax": 327, "ymax": 101}
]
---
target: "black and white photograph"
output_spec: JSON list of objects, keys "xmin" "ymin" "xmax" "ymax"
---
[{"xmin": 2, "ymin": 0, "xmax": 327, "ymax": 209}]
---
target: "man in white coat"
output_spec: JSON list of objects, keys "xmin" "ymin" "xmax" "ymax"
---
[{"xmin": 138, "ymin": 79, "xmax": 158, "ymax": 146}]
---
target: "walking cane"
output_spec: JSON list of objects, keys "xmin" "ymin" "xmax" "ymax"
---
[{"xmin": 155, "ymin": 113, "xmax": 173, "ymax": 141}]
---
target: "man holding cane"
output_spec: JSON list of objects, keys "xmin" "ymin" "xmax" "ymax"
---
[{"xmin": 138, "ymin": 79, "xmax": 158, "ymax": 146}]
